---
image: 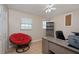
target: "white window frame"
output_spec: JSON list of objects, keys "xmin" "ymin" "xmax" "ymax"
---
[
  {"xmin": 20, "ymin": 18, "xmax": 32, "ymax": 30},
  {"xmin": 42, "ymin": 21, "xmax": 47, "ymax": 29}
]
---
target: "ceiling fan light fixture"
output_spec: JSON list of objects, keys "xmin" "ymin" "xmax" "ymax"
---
[
  {"xmin": 45, "ymin": 4, "xmax": 56, "ymax": 13},
  {"xmin": 45, "ymin": 7, "xmax": 56, "ymax": 13},
  {"xmin": 45, "ymin": 8, "xmax": 51, "ymax": 13},
  {"xmin": 51, "ymin": 8, "xmax": 56, "ymax": 10}
]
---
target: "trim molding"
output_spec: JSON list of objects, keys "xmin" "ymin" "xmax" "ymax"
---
[{"xmin": 31, "ymin": 39, "xmax": 42, "ymax": 43}]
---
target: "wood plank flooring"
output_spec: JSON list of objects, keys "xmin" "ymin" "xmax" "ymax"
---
[{"xmin": 7, "ymin": 40, "xmax": 42, "ymax": 54}]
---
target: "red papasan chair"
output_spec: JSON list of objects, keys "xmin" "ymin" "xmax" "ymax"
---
[{"xmin": 9, "ymin": 33, "xmax": 32, "ymax": 53}]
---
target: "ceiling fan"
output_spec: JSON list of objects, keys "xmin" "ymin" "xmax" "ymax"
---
[{"xmin": 45, "ymin": 4, "xmax": 56, "ymax": 13}]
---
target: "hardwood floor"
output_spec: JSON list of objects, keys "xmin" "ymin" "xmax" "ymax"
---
[{"xmin": 7, "ymin": 40, "xmax": 42, "ymax": 54}]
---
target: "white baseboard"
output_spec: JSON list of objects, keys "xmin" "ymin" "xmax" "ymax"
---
[{"xmin": 32, "ymin": 39, "xmax": 42, "ymax": 43}]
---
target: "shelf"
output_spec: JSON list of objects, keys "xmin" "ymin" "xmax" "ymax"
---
[{"xmin": 46, "ymin": 22, "xmax": 54, "ymax": 37}]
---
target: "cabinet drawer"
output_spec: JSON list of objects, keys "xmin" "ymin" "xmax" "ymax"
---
[
  {"xmin": 48, "ymin": 42, "xmax": 76, "ymax": 54},
  {"xmin": 42, "ymin": 39, "xmax": 49, "ymax": 54}
]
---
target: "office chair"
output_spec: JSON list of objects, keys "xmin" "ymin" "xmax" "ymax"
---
[{"xmin": 56, "ymin": 31, "xmax": 65, "ymax": 40}]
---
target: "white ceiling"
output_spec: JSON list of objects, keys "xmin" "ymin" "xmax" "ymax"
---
[{"xmin": 7, "ymin": 4, "xmax": 79, "ymax": 18}]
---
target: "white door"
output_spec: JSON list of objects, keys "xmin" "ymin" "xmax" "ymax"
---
[
  {"xmin": 0, "ymin": 5, "xmax": 8, "ymax": 53},
  {"xmin": 0, "ymin": 5, "xmax": 3, "ymax": 53}
]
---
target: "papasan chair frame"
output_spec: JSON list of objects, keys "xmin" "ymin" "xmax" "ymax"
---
[{"xmin": 9, "ymin": 33, "xmax": 32, "ymax": 53}]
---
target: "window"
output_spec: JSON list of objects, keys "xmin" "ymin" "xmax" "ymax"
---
[
  {"xmin": 42, "ymin": 21, "xmax": 47, "ymax": 29},
  {"xmin": 21, "ymin": 18, "xmax": 32, "ymax": 30}
]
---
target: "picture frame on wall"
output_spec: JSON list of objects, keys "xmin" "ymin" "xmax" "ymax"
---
[{"xmin": 65, "ymin": 14, "xmax": 71, "ymax": 26}]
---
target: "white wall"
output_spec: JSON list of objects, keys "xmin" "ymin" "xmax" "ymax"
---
[
  {"xmin": 52, "ymin": 11, "xmax": 79, "ymax": 39},
  {"xmin": 72, "ymin": 11, "xmax": 79, "ymax": 32},
  {"xmin": 9, "ymin": 9, "xmax": 43, "ymax": 42}
]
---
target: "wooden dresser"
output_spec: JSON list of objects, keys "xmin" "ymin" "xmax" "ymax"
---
[{"xmin": 42, "ymin": 37, "xmax": 79, "ymax": 54}]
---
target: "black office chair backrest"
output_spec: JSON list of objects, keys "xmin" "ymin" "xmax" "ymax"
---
[{"xmin": 56, "ymin": 31, "xmax": 65, "ymax": 40}]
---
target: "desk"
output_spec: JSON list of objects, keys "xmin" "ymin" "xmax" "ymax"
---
[{"xmin": 42, "ymin": 37, "xmax": 79, "ymax": 54}]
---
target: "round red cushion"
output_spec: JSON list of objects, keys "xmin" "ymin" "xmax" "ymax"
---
[{"xmin": 9, "ymin": 33, "xmax": 31, "ymax": 45}]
